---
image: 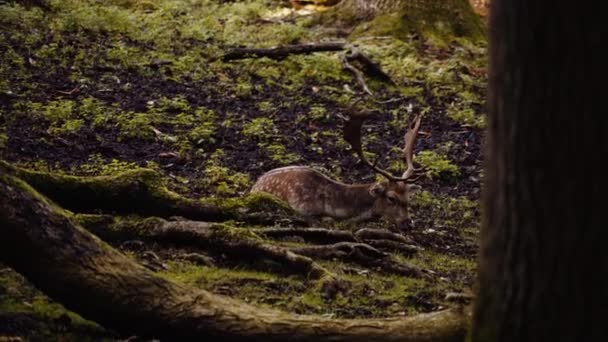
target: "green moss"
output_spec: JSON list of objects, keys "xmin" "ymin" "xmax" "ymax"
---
[
  {"xmin": 243, "ymin": 117, "xmax": 276, "ymax": 139},
  {"xmin": 257, "ymin": 101, "xmax": 276, "ymax": 113},
  {"xmin": 0, "ymin": 132, "xmax": 7, "ymax": 149},
  {"xmin": 410, "ymin": 190, "xmax": 479, "ymax": 232},
  {"xmin": 416, "ymin": 150, "xmax": 460, "ymax": 179},
  {"xmin": 202, "ymin": 164, "xmax": 251, "ymax": 197},
  {"xmin": 349, "ymin": 0, "xmax": 485, "ymax": 45},
  {"xmin": 0, "ymin": 268, "xmax": 107, "ymax": 339},
  {"xmin": 115, "ymin": 111, "xmax": 157, "ymax": 140},
  {"xmin": 74, "ymin": 154, "xmax": 143, "ymax": 176},
  {"xmin": 447, "ymin": 102, "xmax": 485, "ymax": 128}
]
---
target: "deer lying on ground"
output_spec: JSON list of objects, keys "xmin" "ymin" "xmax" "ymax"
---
[{"xmin": 251, "ymin": 112, "xmax": 424, "ymax": 229}]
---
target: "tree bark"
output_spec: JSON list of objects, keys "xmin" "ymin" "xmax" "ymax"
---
[
  {"xmin": 472, "ymin": 0, "xmax": 606, "ymax": 341},
  {"xmin": 0, "ymin": 169, "xmax": 470, "ymax": 341},
  {"xmin": 325, "ymin": 0, "xmax": 484, "ymax": 42}
]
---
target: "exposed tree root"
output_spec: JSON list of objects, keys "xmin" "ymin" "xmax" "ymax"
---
[
  {"xmin": 0, "ymin": 169, "xmax": 470, "ymax": 342},
  {"xmin": 354, "ymin": 228, "xmax": 414, "ymax": 243},
  {"xmin": 365, "ymin": 239, "xmax": 422, "ymax": 256},
  {"xmin": 290, "ymin": 242, "xmax": 423, "ymax": 277},
  {"xmin": 0, "ymin": 161, "xmax": 306, "ymax": 226},
  {"xmin": 252, "ymin": 227, "xmax": 422, "ymax": 255},
  {"xmin": 75, "ymin": 214, "xmax": 330, "ymax": 279},
  {"xmin": 251, "ymin": 227, "xmax": 356, "ymax": 244}
]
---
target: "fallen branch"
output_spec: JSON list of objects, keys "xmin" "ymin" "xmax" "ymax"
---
[
  {"xmin": 222, "ymin": 42, "xmax": 346, "ymax": 61},
  {"xmin": 341, "ymin": 53, "xmax": 373, "ymax": 95},
  {"xmin": 0, "ymin": 168, "xmax": 470, "ymax": 341},
  {"xmin": 344, "ymin": 48, "xmax": 394, "ymax": 84}
]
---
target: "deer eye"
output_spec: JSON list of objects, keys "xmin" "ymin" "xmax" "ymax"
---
[{"xmin": 386, "ymin": 196, "xmax": 397, "ymax": 205}]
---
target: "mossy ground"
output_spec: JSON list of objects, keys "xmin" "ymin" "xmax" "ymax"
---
[{"xmin": 0, "ymin": 0, "xmax": 486, "ymax": 339}]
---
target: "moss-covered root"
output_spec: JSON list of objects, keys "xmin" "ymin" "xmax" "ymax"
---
[
  {"xmin": 1, "ymin": 161, "xmax": 306, "ymax": 225},
  {"xmin": 355, "ymin": 228, "xmax": 423, "ymax": 255},
  {"xmin": 290, "ymin": 242, "xmax": 424, "ymax": 278},
  {"xmin": 75, "ymin": 214, "xmax": 330, "ymax": 279},
  {"xmin": 251, "ymin": 227, "xmax": 357, "ymax": 244},
  {"xmin": 1, "ymin": 170, "xmax": 470, "ymax": 341},
  {"xmin": 252, "ymin": 227, "xmax": 422, "ymax": 255}
]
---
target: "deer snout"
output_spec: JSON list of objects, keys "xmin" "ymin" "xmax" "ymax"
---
[{"xmin": 393, "ymin": 216, "xmax": 414, "ymax": 230}]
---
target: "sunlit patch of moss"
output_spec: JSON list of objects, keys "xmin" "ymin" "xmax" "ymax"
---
[
  {"xmin": 157, "ymin": 260, "xmax": 306, "ymax": 308},
  {"xmin": 51, "ymin": 1, "xmax": 139, "ymax": 35},
  {"xmin": 287, "ymin": 54, "xmax": 346, "ymax": 83}
]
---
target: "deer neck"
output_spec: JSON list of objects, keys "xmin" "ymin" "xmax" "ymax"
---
[{"xmin": 325, "ymin": 182, "xmax": 378, "ymax": 220}]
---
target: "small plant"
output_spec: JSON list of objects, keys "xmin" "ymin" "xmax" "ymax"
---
[
  {"xmin": 116, "ymin": 112, "xmax": 157, "ymax": 140},
  {"xmin": 416, "ymin": 150, "xmax": 460, "ymax": 179},
  {"xmin": 76, "ymin": 154, "xmax": 142, "ymax": 176},
  {"xmin": 446, "ymin": 103, "xmax": 485, "ymax": 129},
  {"xmin": 257, "ymin": 101, "xmax": 275, "ymax": 113},
  {"xmin": 242, "ymin": 117, "xmax": 277, "ymax": 140},
  {"xmin": 0, "ymin": 132, "xmax": 7, "ymax": 149},
  {"xmin": 309, "ymin": 105, "xmax": 329, "ymax": 122}
]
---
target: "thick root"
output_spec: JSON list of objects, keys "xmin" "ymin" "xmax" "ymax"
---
[
  {"xmin": 0, "ymin": 169, "xmax": 470, "ymax": 342},
  {"xmin": 290, "ymin": 242, "xmax": 423, "ymax": 277},
  {"xmin": 1, "ymin": 161, "xmax": 306, "ymax": 225},
  {"xmin": 75, "ymin": 214, "xmax": 330, "ymax": 279}
]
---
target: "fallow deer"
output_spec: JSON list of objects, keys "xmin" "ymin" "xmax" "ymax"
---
[{"xmin": 251, "ymin": 112, "xmax": 424, "ymax": 229}]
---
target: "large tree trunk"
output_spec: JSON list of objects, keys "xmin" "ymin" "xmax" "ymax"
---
[
  {"xmin": 0, "ymin": 169, "xmax": 469, "ymax": 341},
  {"xmin": 326, "ymin": 0, "xmax": 484, "ymax": 42},
  {"xmin": 472, "ymin": 0, "xmax": 606, "ymax": 341}
]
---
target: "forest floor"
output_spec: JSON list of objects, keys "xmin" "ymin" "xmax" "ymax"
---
[{"xmin": 0, "ymin": 0, "xmax": 486, "ymax": 340}]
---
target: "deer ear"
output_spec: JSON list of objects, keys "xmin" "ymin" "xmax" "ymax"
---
[
  {"xmin": 406, "ymin": 184, "xmax": 421, "ymax": 199},
  {"xmin": 369, "ymin": 183, "xmax": 386, "ymax": 197}
]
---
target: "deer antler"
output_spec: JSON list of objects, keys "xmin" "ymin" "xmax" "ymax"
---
[
  {"xmin": 343, "ymin": 110, "xmax": 423, "ymax": 183},
  {"xmin": 401, "ymin": 114, "xmax": 424, "ymax": 181}
]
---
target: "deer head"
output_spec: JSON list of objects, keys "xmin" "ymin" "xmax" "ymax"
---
[{"xmin": 343, "ymin": 110, "xmax": 424, "ymax": 228}]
